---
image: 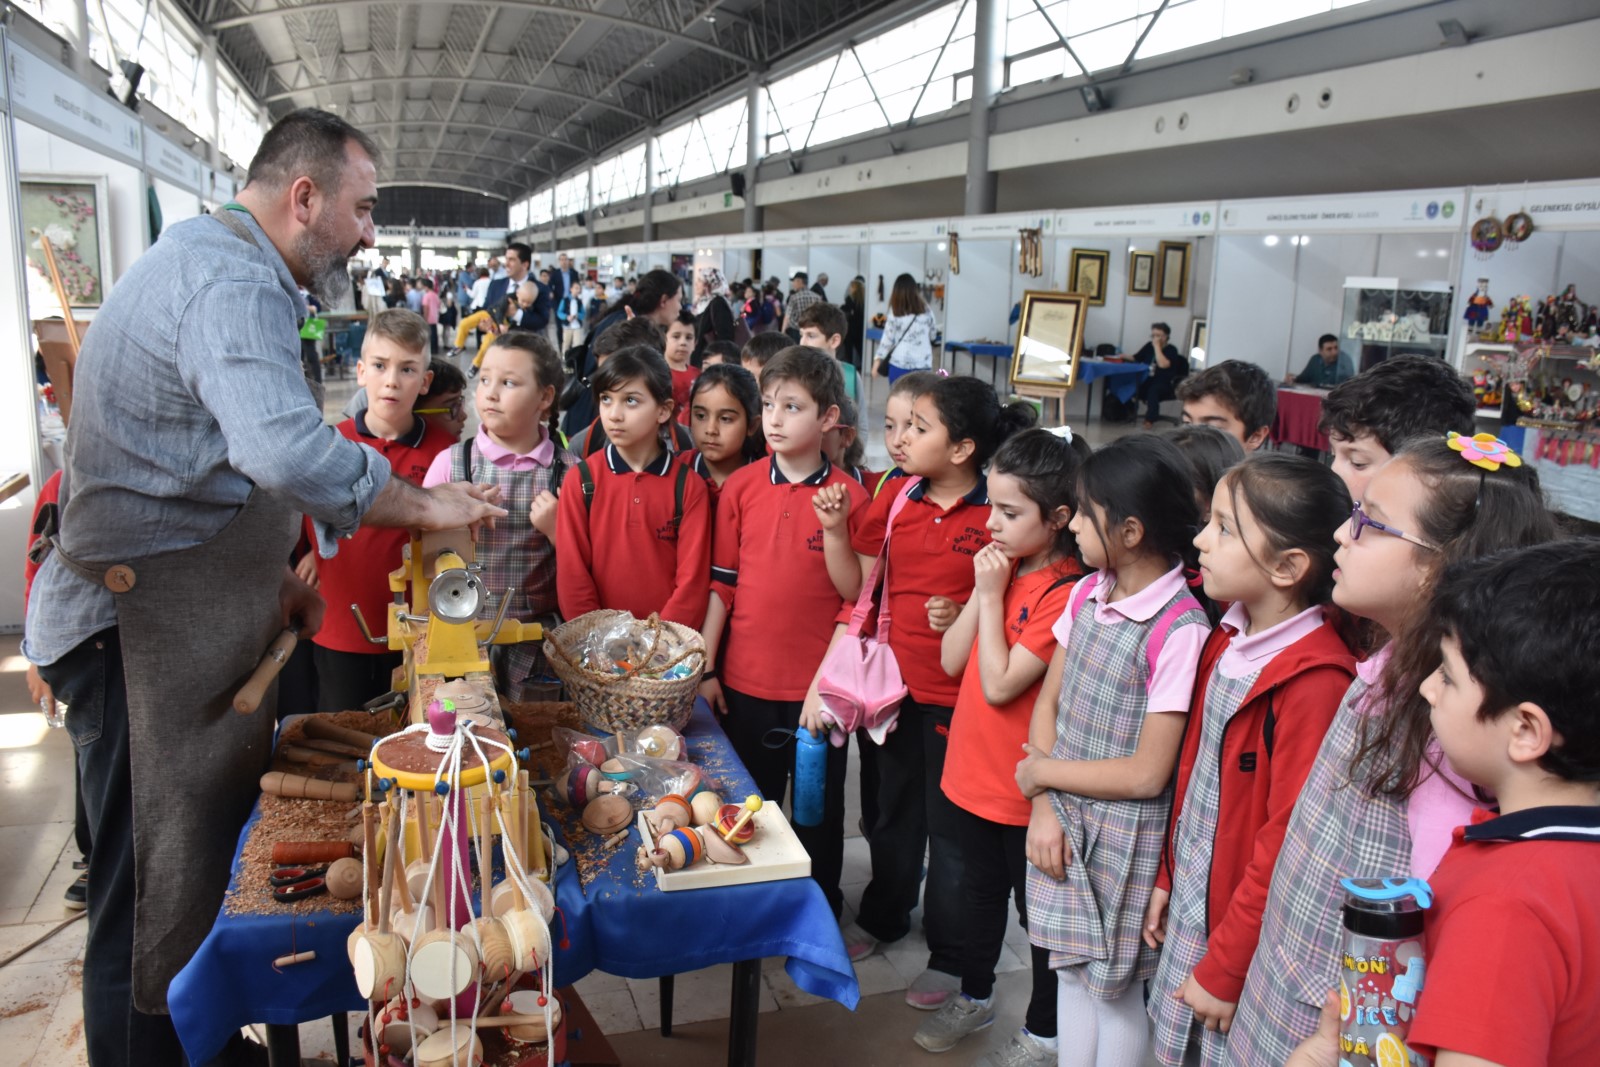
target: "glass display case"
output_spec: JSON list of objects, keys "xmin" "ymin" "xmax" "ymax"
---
[{"xmin": 1341, "ymin": 277, "xmax": 1453, "ymax": 371}]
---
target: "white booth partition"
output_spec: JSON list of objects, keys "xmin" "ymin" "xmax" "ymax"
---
[
  {"xmin": 761, "ymin": 228, "xmax": 810, "ymax": 285},
  {"xmin": 691, "ymin": 234, "xmax": 724, "ymax": 282},
  {"xmin": 943, "ymin": 212, "xmax": 1049, "ymax": 382},
  {"xmin": 1051, "ymin": 202, "xmax": 1218, "ymax": 363},
  {"xmin": 721, "ymin": 234, "xmax": 758, "ymax": 289},
  {"xmin": 865, "ymin": 218, "xmax": 950, "ymax": 352},
  {"xmin": 144, "ymin": 126, "xmax": 207, "ymax": 236},
  {"xmin": 807, "ymin": 225, "xmax": 869, "ymax": 303},
  {"xmin": 1210, "ymin": 189, "xmax": 1464, "ymax": 380}
]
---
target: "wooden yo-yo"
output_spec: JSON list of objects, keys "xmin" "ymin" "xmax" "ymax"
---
[
  {"xmin": 471, "ymin": 916, "xmax": 515, "ymax": 979},
  {"xmin": 501, "ymin": 988, "xmax": 563, "ymax": 1044},
  {"xmin": 501, "ymin": 908, "xmax": 551, "ymax": 973},
  {"xmin": 325, "ymin": 857, "xmax": 363, "ymax": 900},
  {"xmin": 413, "ymin": 1025, "xmax": 483, "ymax": 1067},
  {"xmin": 689, "ymin": 789, "xmax": 723, "ymax": 827},
  {"xmin": 378, "ymin": 996, "xmax": 439, "ymax": 1055},
  {"xmin": 645, "ymin": 793, "xmax": 692, "ymax": 835},
  {"xmin": 581, "ymin": 794, "xmax": 633, "ymax": 836},
  {"xmin": 410, "ymin": 927, "xmax": 481, "ymax": 1001}
]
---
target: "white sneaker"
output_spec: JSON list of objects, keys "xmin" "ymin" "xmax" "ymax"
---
[
  {"xmin": 977, "ymin": 1028, "xmax": 1057, "ymax": 1067},
  {"xmin": 913, "ymin": 994, "xmax": 995, "ymax": 1052}
]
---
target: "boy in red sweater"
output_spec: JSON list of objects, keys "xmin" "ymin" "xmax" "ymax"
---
[
  {"xmin": 298, "ymin": 309, "xmax": 455, "ymax": 712},
  {"xmin": 699, "ymin": 346, "xmax": 866, "ymax": 914}
]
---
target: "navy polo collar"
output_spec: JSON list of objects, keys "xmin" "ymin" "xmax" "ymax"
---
[
  {"xmin": 1463, "ymin": 805, "xmax": 1600, "ymax": 844},
  {"xmin": 689, "ymin": 451, "xmax": 710, "ymax": 479},
  {"xmin": 906, "ymin": 474, "xmax": 989, "ymax": 506},
  {"xmin": 604, "ymin": 442, "xmax": 673, "ymax": 476},
  {"xmin": 768, "ymin": 455, "xmax": 832, "ymax": 486},
  {"xmin": 354, "ymin": 409, "xmax": 427, "ymax": 447}
]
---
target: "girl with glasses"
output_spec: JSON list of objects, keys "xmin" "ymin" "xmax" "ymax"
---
[{"xmin": 1224, "ymin": 435, "xmax": 1555, "ymax": 1067}]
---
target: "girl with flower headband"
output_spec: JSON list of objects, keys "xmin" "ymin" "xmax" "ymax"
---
[
  {"xmin": 1225, "ymin": 434, "xmax": 1556, "ymax": 1067},
  {"xmin": 1144, "ymin": 453, "xmax": 1355, "ymax": 1067},
  {"xmin": 912, "ymin": 426, "xmax": 1091, "ymax": 1061}
]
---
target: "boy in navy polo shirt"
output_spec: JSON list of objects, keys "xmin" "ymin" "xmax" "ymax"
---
[
  {"xmin": 1288, "ymin": 541, "xmax": 1600, "ymax": 1067},
  {"xmin": 298, "ymin": 309, "xmax": 455, "ymax": 712},
  {"xmin": 699, "ymin": 346, "xmax": 868, "ymax": 916}
]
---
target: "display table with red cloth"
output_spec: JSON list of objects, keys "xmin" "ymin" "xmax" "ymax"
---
[{"xmin": 1273, "ymin": 386, "xmax": 1332, "ymax": 452}]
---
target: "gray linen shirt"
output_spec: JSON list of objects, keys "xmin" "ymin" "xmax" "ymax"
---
[{"xmin": 24, "ymin": 208, "xmax": 391, "ymax": 665}]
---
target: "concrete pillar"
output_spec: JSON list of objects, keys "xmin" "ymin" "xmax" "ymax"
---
[
  {"xmin": 642, "ymin": 134, "xmax": 655, "ymax": 242},
  {"xmin": 742, "ymin": 74, "xmax": 764, "ymax": 235},
  {"xmin": 548, "ymin": 188, "xmax": 558, "ymax": 254},
  {"xmin": 202, "ymin": 37, "xmax": 221, "ymax": 169},
  {"xmin": 964, "ymin": 0, "xmax": 1004, "ymax": 217},
  {"xmin": 65, "ymin": 0, "xmax": 92, "ymax": 81},
  {"xmin": 585, "ymin": 168, "xmax": 596, "ymax": 246}
]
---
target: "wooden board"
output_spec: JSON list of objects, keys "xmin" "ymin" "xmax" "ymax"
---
[{"xmin": 636, "ymin": 805, "xmax": 811, "ymax": 892}]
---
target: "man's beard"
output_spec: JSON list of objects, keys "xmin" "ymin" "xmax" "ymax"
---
[{"xmin": 295, "ymin": 213, "xmax": 357, "ymax": 306}]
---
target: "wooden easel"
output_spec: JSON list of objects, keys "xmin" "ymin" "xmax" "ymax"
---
[{"xmin": 32, "ymin": 235, "xmax": 87, "ymax": 426}]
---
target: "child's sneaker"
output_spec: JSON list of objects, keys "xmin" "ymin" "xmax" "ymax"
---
[
  {"xmin": 913, "ymin": 993, "xmax": 994, "ymax": 1052},
  {"xmin": 977, "ymin": 1028, "xmax": 1056, "ymax": 1067},
  {"xmin": 904, "ymin": 967, "xmax": 961, "ymax": 1010},
  {"xmin": 841, "ymin": 922, "xmax": 879, "ymax": 963}
]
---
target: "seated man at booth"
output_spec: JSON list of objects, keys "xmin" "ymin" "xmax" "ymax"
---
[
  {"xmin": 1130, "ymin": 321, "xmax": 1189, "ymax": 427},
  {"xmin": 1288, "ymin": 333, "xmax": 1355, "ymax": 387}
]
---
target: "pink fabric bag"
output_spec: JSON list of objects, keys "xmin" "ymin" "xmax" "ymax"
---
[{"xmin": 816, "ymin": 480, "xmax": 917, "ymax": 747}]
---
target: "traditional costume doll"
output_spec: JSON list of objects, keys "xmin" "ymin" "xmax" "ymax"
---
[{"xmin": 1463, "ymin": 278, "xmax": 1494, "ymax": 333}]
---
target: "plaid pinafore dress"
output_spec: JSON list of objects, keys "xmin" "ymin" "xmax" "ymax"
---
[
  {"xmin": 1223, "ymin": 673, "xmax": 1409, "ymax": 1067},
  {"xmin": 450, "ymin": 433, "xmax": 577, "ymax": 701},
  {"xmin": 1148, "ymin": 666, "xmax": 1260, "ymax": 1067},
  {"xmin": 1025, "ymin": 571, "xmax": 1208, "ymax": 998}
]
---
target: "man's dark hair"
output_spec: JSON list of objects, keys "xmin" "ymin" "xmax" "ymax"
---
[
  {"xmin": 506, "ymin": 242, "xmax": 533, "ymax": 265},
  {"xmin": 1151, "ymin": 322, "xmax": 1172, "ymax": 337},
  {"xmin": 246, "ymin": 108, "xmax": 380, "ymax": 193},
  {"xmin": 791, "ymin": 271, "xmax": 809, "ymax": 284},
  {"xmin": 1318, "ymin": 333, "xmax": 1339, "ymax": 348},
  {"xmin": 759, "ymin": 346, "xmax": 846, "ymax": 416},
  {"xmin": 1318, "ymin": 354, "xmax": 1475, "ymax": 453},
  {"xmin": 741, "ymin": 331, "xmax": 790, "ymax": 369},
  {"xmin": 796, "ymin": 302, "xmax": 848, "ymax": 344},
  {"xmin": 1176, "ymin": 359, "xmax": 1277, "ymax": 436},
  {"xmin": 593, "ymin": 316, "xmax": 665, "ymax": 360}
]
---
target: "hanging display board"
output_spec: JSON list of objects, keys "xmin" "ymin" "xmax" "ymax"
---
[
  {"xmin": 6, "ymin": 38, "xmax": 141, "ymax": 165},
  {"xmin": 1055, "ymin": 202, "xmax": 1219, "ymax": 237},
  {"xmin": 143, "ymin": 128, "xmax": 205, "ymax": 194},
  {"xmin": 1219, "ymin": 189, "xmax": 1466, "ymax": 233}
]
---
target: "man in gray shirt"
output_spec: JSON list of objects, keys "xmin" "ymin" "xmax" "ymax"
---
[{"xmin": 26, "ymin": 109, "xmax": 503, "ymax": 1066}]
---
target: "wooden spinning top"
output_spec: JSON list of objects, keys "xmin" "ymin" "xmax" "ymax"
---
[{"xmin": 581, "ymin": 794, "xmax": 633, "ymax": 836}]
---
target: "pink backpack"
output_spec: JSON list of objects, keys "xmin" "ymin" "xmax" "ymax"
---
[{"xmin": 815, "ymin": 479, "xmax": 918, "ymax": 747}]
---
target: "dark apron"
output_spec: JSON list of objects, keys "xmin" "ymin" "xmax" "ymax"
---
[{"xmin": 48, "ymin": 206, "xmax": 311, "ymax": 1011}]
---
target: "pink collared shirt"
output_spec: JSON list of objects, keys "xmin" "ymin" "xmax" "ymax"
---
[
  {"xmin": 1050, "ymin": 564, "xmax": 1210, "ymax": 714},
  {"xmin": 423, "ymin": 425, "xmax": 556, "ymax": 487},
  {"xmin": 1215, "ymin": 602, "xmax": 1326, "ymax": 679}
]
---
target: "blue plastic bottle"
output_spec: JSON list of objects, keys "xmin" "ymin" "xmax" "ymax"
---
[{"xmin": 792, "ymin": 728, "xmax": 827, "ymax": 827}]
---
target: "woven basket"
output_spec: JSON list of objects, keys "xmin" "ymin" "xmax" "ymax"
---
[{"xmin": 543, "ymin": 610, "xmax": 705, "ymax": 734}]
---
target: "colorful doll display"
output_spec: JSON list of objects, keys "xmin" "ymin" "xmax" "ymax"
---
[{"xmin": 1463, "ymin": 278, "xmax": 1494, "ymax": 334}]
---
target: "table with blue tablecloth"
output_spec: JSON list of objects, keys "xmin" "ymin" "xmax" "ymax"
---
[
  {"xmin": 945, "ymin": 341, "xmax": 1014, "ymax": 390},
  {"xmin": 169, "ymin": 702, "xmax": 858, "ymax": 1067},
  {"xmin": 1074, "ymin": 358, "xmax": 1150, "ymax": 422}
]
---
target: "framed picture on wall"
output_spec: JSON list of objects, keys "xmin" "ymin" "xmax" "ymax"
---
[
  {"xmin": 1189, "ymin": 317, "xmax": 1208, "ymax": 355},
  {"xmin": 21, "ymin": 175, "xmax": 111, "ymax": 311},
  {"xmin": 1128, "ymin": 251, "xmax": 1156, "ymax": 296},
  {"xmin": 1068, "ymin": 248, "xmax": 1110, "ymax": 306},
  {"xmin": 1010, "ymin": 289, "xmax": 1087, "ymax": 392},
  {"xmin": 1155, "ymin": 240, "xmax": 1190, "ymax": 307}
]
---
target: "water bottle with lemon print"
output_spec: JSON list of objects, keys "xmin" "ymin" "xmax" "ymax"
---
[{"xmin": 1337, "ymin": 877, "xmax": 1432, "ymax": 1067}]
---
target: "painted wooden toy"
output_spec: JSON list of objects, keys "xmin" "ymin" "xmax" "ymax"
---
[
  {"xmin": 644, "ymin": 793, "xmax": 694, "ymax": 835},
  {"xmin": 634, "ymin": 724, "xmax": 683, "ymax": 760}
]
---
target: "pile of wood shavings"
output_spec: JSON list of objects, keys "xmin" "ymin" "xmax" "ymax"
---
[
  {"xmin": 501, "ymin": 701, "xmax": 582, "ymax": 781},
  {"xmin": 225, "ymin": 794, "xmax": 364, "ymax": 917}
]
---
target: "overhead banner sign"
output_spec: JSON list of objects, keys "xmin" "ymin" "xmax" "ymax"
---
[
  {"xmin": 1055, "ymin": 203, "xmax": 1218, "ymax": 236},
  {"xmin": 809, "ymin": 225, "xmax": 869, "ymax": 245},
  {"xmin": 6, "ymin": 38, "xmax": 141, "ymax": 164},
  {"xmin": 955, "ymin": 213, "xmax": 1047, "ymax": 238},
  {"xmin": 1466, "ymin": 182, "xmax": 1600, "ymax": 230},
  {"xmin": 1218, "ymin": 190, "xmax": 1465, "ymax": 233},
  {"xmin": 761, "ymin": 228, "xmax": 809, "ymax": 247},
  {"xmin": 144, "ymin": 128, "xmax": 204, "ymax": 192},
  {"xmin": 374, "ymin": 226, "xmax": 508, "ymax": 244},
  {"xmin": 869, "ymin": 219, "xmax": 947, "ymax": 242}
]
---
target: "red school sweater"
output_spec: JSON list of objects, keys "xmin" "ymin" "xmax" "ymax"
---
[{"xmin": 1155, "ymin": 614, "xmax": 1355, "ymax": 1001}]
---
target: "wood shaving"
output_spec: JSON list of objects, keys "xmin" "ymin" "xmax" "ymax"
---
[{"xmin": 224, "ymin": 794, "xmax": 366, "ymax": 917}]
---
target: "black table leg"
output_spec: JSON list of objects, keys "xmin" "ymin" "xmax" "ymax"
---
[
  {"xmin": 726, "ymin": 958, "xmax": 762, "ymax": 1067},
  {"xmin": 264, "ymin": 1022, "xmax": 300, "ymax": 1067},
  {"xmin": 659, "ymin": 974, "xmax": 675, "ymax": 1037},
  {"xmin": 332, "ymin": 1012, "xmax": 349, "ymax": 1066}
]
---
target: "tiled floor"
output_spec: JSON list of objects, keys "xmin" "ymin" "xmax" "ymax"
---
[{"xmin": 0, "ymin": 354, "xmax": 1147, "ymax": 1065}]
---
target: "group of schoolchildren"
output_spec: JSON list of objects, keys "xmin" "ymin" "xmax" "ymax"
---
[{"xmin": 309, "ymin": 279, "xmax": 1599, "ymax": 1067}]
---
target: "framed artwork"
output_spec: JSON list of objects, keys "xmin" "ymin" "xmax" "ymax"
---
[
  {"xmin": 1155, "ymin": 240, "xmax": 1191, "ymax": 307},
  {"xmin": 21, "ymin": 176, "xmax": 111, "ymax": 311},
  {"xmin": 1188, "ymin": 317, "xmax": 1208, "ymax": 354},
  {"xmin": 1128, "ymin": 251, "xmax": 1156, "ymax": 296},
  {"xmin": 1010, "ymin": 289, "xmax": 1087, "ymax": 393},
  {"xmin": 1068, "ymin": 248, "xmax": 1110, "ymax": 306}
]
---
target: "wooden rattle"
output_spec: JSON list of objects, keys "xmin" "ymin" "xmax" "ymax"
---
[
  {"xmin": 351, "ymin": 804, "xmax": 406, "ymax": 1000},
  {"xmin": 501, "ymin": 907, "xmax": 551, "ymax": 972},
  {"xmin": 501, "ymin": 989, "xmax": 562, "ymax": 1043},
  {"xmin": 413, "ymin": 1025, "xmax": 483, "ymax": 1067},
  {"xmin": 410, "ymin": 926, "xmax": 481, "ymax": 1001},
  {"xmin": 377, "ymin": 996, "xmax": 438, "ymax": 1056}
]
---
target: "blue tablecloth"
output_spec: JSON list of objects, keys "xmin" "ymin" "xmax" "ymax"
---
[
  {"xmin": 865, "ymin": 327, "xmax": 883, "ymax": 342},
  {"xmin": 946, "ymin": 341, "xmax": 1014, "ymax": 361},
  {"xmin": 1077, "ymin": 358, "xmax": 1150, "ymax": 404},
  {"xmin": 169, "ymin": 703, "xmax": 858, "ymax": 1064}
]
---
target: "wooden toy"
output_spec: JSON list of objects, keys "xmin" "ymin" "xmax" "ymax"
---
[
  {"xmin": 580, "ymin": 794, "xmax": 633, "ymax": 836},
  {"xmin": 325, "ymin": 857, "xmax": 363, "ymax": 900},
  {"xmin": 689, "ymin": 789, "xmax": 723, "ymax": 827},
  {"xmin": 717, "ymin": 796, "xmax": 763, "ymax": 845},
  {"xmin": 413, "ymin": 1025, "xmax": 483, "ymax": 1067},
  {"xmin": 644, "ymin": 793, "xmax": 693, "ymax": 835},
  {"xmin": 259, "ymin": 772, "xmax": 359, "ymax": 802}
]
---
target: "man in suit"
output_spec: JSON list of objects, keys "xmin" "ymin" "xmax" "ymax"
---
[
  {"xmin": 552, "ymin": 252, "xmax": 583, "ymax": 295},
  {"xmin": 484, "ymin": 242, "xmax": 548, "ymax": 336}
]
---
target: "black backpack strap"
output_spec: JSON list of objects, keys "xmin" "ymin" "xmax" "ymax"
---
[
  {"xmin": 1262, "ymin": 687, "xmax": 1278, "ymax": 758},
  {"xmin": 576, "ymin": 458, "xmax": 596, "ymax": 513},
  {"xmin": 549, "ymin": 454, "xmax": 566, "ymax": 498},
  {"xmin": 671, "ymin": 463, "xmax": 688, "ymax": 530}
]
